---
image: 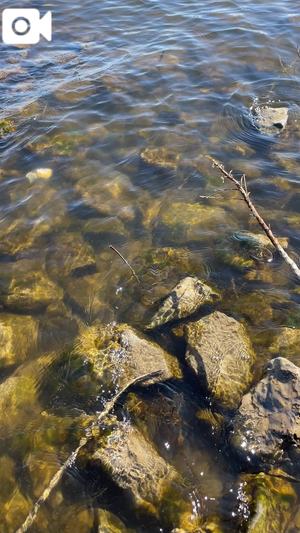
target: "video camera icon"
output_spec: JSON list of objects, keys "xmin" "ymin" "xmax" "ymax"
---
[{"xmin": 2, "ymin": 9, "xmax": 52, "ymax": 45}]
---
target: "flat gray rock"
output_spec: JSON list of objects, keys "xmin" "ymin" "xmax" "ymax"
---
[
  {"xmin": 253, "ymin": 106, "xmax": 288, "ymax": 135},
  {"xmin": 230, "ymin": 357, "xmax": 300, "ymax": 467},
  {"xmin": 146, "ymin": 276, "xmax": 219, "ymax": 329}
]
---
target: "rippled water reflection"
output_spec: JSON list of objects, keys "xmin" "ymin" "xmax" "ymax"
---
[{"xmin": 0, "ymin": 0, "xmax": 300, "ymax": 531}]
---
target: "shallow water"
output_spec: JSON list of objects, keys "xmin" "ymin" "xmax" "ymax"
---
[{"xmin": 0, "ymin": 0, "xmax": 300, "ymax": 531}]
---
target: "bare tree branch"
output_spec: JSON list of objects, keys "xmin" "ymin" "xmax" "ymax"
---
[{"xmin": 207, "ymin": 156, "xmax": 300, "ymax": 281}]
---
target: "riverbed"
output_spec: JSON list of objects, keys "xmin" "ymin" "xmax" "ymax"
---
[{"xmin": 0, "ymin": 1, "xmax": 300, "ymax": 531}]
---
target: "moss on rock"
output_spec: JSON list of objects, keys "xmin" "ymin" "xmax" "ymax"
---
[
  {"xmin": 239, "ymin": 470, "xmax": 296, "ymax": 533},
  {"xmin": 74, "ymin": 322, "xmax": 182, "ymax": 394},
  {"xmin": 0, "ymin": 118, "xmax": 16, "ymax": 138},
  {"xmin": 185, "ymin": 311, "xmax": 255, "ymax": 409},
  {"xmin": 0, "ymin": 313, "xmax": 38, "ymax": 368}
]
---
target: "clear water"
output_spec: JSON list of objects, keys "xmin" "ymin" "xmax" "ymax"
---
[{"xmin": 0, "ymin": 1, "xmax": 300, "ymax": 531}]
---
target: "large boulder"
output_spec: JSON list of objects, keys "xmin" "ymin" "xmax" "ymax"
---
[
  {"xmin": 75, "ymin": 323, "xmax": 182, "ymax": 393},
  {"xmin": 0, "ymin": 313, "xmax": 38, "ymax": 368},
  {"xmin": 147, "ymin": 276, "xmax": 219, "ymax": 329},
  {"xmin": 184, "ymin": 312, "xmax": 255, "ymax": 409},
  {"xmin": 78, "ymin": 420, "xmax": 199, "ymax": 531},
  {"xmin": 230, "ymin": 357, "xmax": 300, "ymax": 467}
]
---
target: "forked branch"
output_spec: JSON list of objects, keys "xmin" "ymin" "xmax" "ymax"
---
[{"xmin": 207, "ymin": 156, "xmax": 300, "ymax": 281}]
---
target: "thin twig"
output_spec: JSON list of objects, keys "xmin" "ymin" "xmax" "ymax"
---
[
  {"xmin": 16, "ymin": 370, "xmax": 162, "ymax": 533},
  {"xmin": 207, "ymin": 156, "xmax": 300, "ymax": 281},
  {"xmin": 198, "ymin": 186, "xmax": 239, "ymax": 199},
  {"xmin": 109, "ymin": 244, "xmax": 140, "ymax": 284}
]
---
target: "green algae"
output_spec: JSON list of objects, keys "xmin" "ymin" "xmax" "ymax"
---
[
  {"xmin": 28, "ymin": 131, "xmax": 87, "ymax": 156},
  {"xmin": 240, "ymin": 471, "xmax": 297, "ymax": 533},
  {"xmin": 0, "ymin": 118, "xmax": 15, "ymax": 137}
]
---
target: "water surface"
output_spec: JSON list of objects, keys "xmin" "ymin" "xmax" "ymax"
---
[{"xmin": 0, "ymin": 1, "xmax": 300, "ymax": 531}]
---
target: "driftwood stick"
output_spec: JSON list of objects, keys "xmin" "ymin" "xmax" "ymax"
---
[
  {"xmin": 207, "ymin": 156, "xmax": 300, "ymax": 281},
  {"xmin": 109, "ymin": 244, "xmax": 140, "ymax": 284},
  {"xmin": 16, "ymin": 370, "xmax": 162, "ymax": 533}
]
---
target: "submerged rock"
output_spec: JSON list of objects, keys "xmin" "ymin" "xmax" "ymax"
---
[
  {"xmin": 54, "ymin": 79, "xmax": 95, "ymax": 103},
  {"xmin": 253, "ymin": 106, "xmax": 288, "ymax": 135},
  {"xmin": 140, "ymin": 147, "xmax": 181, "ymax": 170},
  {"xmin": 27, "ymin": 131, "xmax": 87, "ymax": 157},
  {"xmin": 48, "ymin": 508, "xmax": 95, "ymax": 533},
  {"xmin": 134, "ymin": 247, "xmax": 206, "ymax": 308},
  {"xmin": 126, "ymin": 390, "xmax": 188, "ymax": 456},
  {"xmin": 79, "ymin": 420, "xmax": 199, "ymax": 530},
  {"xmin": 75, "ymin": 323, "xmax": 182, "ymax": 393},
  {"xmin": 218, "ymin": 230, "xmax": 288, "ymax": 272},
  {"xmin": 0, "ymin": 313, "xmax": 38, "ymax": 368},
  {"xmin": 185, "ymin": 312, "xmax": 255, "ymax": 409},
  {"xmin": 234, "ymin": 231, "xmax": 288, "ymax": 252},
  {"xmin": 126, "ymin": 390, "xmax": 225, "ymax": 507},
  {"xmin": 1, "ymin": 487, "xmax": 32, "ymax": 532},
  {"xmin": 0, "ymin": 183, "xmax": 67, "ymax": 256},
  {"xmin": 46, "ymin": 231, "xmax": 96, "ymax": 280},
  {"xmin": 63, "ymin": 272, "xmax": 111, "ymax": 321},
  {"xmin": 156, "ymin": 201, "xmax": 229, "ymax": 245},
  {"xmin": 237, "ymin": 470, "xmax": 296, "ymax": 533},
  {"xmin": 96, "ymin": 509, "xmax": 130, "ymax": 533},
  {"xmin": 196, "ymin": 408, "xmax": 225, "ymax": 440},
  {"xmin": 25, "ymin": 412, "xmax": 87, "ymax": 501},
  {"xmin": 26, "ymin": 168, "xmax": 53, "ymax": 183},
  {"xmin": 74, "ymin": 171, "xmax": 137, "ymax": 222},
  {"xmin": 39, "ymin": 304, "xmax": 78, "ymax": 351},
  {"xmin": 0, "ymin": 259, "xmax": 63, "ymax": 312},
  {"xmin": 0, "ymin": 118, "xmax": 16, "ymax": 138},
  {"xmin": 117, "ymin": 245, "xmax": 207, "ymax": 326},
  {"xmin": 0, "ymin": 456, "xmax": 15, "ymax": 500},
  {"xmin": 0, "ymin": 354, "xmax": 54, "ymax": 440},
  {"xmin": 230, "ymin": 357, "xmax": 300, "ymax": 467},
  {"xmin": 83, "ymin": 216, "xmax": 128, "ymax": 245},
  {"xmin": 147, "ymin": 276, "xmax": 219, "ymax": 329},
  {"xmin": 269, "ymin": 327, "xmax": 300, "ymax": 365},
  {"xmin": 222, "ymin": 290, "xmax": 275, "ymax": 326}
]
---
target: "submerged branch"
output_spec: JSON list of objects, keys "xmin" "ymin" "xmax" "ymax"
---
[
  {"xmin": 207, "ymin": 156, "xmax": 300, "ymax": 281},
  {"xmin": 109, "ymin": 244, "xmax": 140, "ymax": 284},
  {"xmin": 16, "ymin": 370, "xmax": 162, "ymax": 533}
]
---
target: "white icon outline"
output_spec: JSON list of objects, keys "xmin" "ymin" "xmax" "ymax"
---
[{"xmin": 2, "ymin": 8, "xmax": 52, "ymax": 45}]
